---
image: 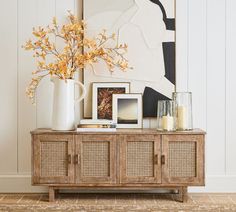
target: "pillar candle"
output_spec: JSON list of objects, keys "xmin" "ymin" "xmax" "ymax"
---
[
  {"xmin": 177, "ymin": 106, "xmax": 187, "ymax": 130},
  {"xmin": 162, "ymin": 115, "xmax": 174, "ymax": 131}
]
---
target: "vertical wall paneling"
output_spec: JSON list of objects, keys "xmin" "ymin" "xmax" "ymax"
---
[
  {"xmin": 36, "ymin": 0, "xmax": 55, "ymax": 128},
  {"xmin": 0, "ymin": 0, "xmax": 18, "ymax": 174},
  {"xmin": 56, "ymin": 0, "xmax": 75, "ymax": 23},
  {"xmin": 18, "ymin": 0, "xmax": 37, "ymax": 173},
  {"xmin": 206, "ymin": 0, "xmax": 226, "ymax": 175},
  {"xmin": 175, "ymin": 0, "xmax": 189, "ymax": 91},
  {"xmin": 226, "ymin": 0, "xmax": 236, "ymax": 174},
  {"xmin": 188, "ymin": 0, "xmax": 207, "ymax": 130},
  {"xmin": 75, "ymin": 0, "xmax": 83, "ymax": 123},
  {"xmin": 18, "ymin": 0, "xmax": 55, "ymax": 173}
]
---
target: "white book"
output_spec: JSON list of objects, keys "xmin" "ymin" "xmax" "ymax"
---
[
  {"xmin": 76, "ymin": 128, "xmax": 116, "ymax": 132},
  {"xmin": 80, "ymin": 119, "xmax": 114, "ymax": 125}
]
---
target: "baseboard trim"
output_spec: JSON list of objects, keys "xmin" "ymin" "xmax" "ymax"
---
[
  {"xmin": 0, "ymin": 175, "xmax": 47, "ymax": 193},
  {"xmin": 0, "ymin": 175, "xmax": 236, "ymax": 193},
  {"xmin": 189, "ymin": 175, "xmax": 236, "ymax": 192}
]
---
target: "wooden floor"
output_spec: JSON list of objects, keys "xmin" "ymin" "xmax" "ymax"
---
[{"xmin": 0, "ymin": 193, "xmax": 236, "ymax": 211}]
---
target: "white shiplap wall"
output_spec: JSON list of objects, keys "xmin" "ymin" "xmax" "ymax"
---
[{"xmin": 0, "ymin": 0, "xmax": 236, "ymax": 192}]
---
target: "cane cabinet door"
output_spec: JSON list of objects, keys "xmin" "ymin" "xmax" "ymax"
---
[
  {"xmin": 32, "ymin": 134, "xmax": 74, "ymax": 184},
  {"xmin": 162, "ymin": 134, "xmax": 205, "ymax": 185},
  {"xmin": 75, "ymin": 135, "xmax": 116, "ymax": 184},
  {"xmin": 120, "ymin": 135, "xmax": 161, "ymax": 184}
]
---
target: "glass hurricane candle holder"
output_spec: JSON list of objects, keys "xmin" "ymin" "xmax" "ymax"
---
[
  {"xmin": 157, "ymin": 100, "xmax": 175, "ymax": 131},
  {"xmin": 173, "ymin": 92, "xmax": 193, "ymax": 130}
]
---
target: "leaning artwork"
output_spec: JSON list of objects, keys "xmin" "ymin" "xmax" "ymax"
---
[{"xmin": 83, "ymin": 0, "xmax": 176, "ymax": 118}]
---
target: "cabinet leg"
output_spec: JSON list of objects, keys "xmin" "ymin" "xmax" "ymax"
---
[
  {"xmin": 49, "ymin": 187, "xmax": 55, "ymax": 202},
  {"xmin": 180, "ymin": 186, "xmax": 188, "ymax": 203},
  {"xmin": 173, "ymin": 187, "xmax": 188, "ymax": 202}
]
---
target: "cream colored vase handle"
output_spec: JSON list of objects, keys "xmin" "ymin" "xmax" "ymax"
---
[{"xmin": 75, "ymin": 81, "xmax": 86, "ymax": 102}]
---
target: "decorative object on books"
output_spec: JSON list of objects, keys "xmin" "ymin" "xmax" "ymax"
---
[
  {"xmin": 173, "ymin": 92, "xmax": 193, "ymax": 130},
  {"xmin": 157, "ymin": 100, "xmax": 175, "ymax": 131},
  {"xmin": 112, "ymin": 94, "xmax": 142, "ymax": 128},
  {"xmin": 83, "ymin": 0, "xmax": 176, "ymax": 118},
  {"xmin": 92, "ymin": 82, "xmax": 130, "ymax": 120},
  {"xmin": 23, "ymin": 12, "xmax": 131, "ymax": 130}
]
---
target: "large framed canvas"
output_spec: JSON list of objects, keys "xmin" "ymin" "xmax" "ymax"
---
[{"xmin": 83, "ymin": 0, "xmax": 176, "ymax": 118}]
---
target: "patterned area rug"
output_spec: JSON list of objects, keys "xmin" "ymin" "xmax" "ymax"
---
[{"xmin": 0, "ymin": 193, "xmax": 236, "ymax": 212}]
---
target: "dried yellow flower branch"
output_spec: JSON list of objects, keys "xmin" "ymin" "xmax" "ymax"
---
[{"xmin": 23, "ymin": 11, "xmax": 131, "ymax": 103}]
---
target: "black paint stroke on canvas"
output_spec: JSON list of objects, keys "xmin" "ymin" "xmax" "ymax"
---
[
  {"xmin": 143, "ymin": 0, "xmax": 176, "ymax": 117},
  {"xmin": 149, "ymin": 0, "xmax": 176, "ymax": 86},
  {"xmin": 149, "ymin": 0, "xmax": 175, "ymax": 30},
  {"xmin": 162, "ymin": 42, "xmax": 175, "ymax": 85},
  {"xmin": 143, "ymin": 87, "xmax": 170, "ymax": 117}
]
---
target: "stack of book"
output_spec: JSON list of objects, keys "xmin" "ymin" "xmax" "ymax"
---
[{"xmin": 77, "ymin": 119, "xmax": 116, "ymax": 132}]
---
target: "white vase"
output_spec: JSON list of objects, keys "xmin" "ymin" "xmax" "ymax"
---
[{"xmin": 51, "ymin": 78, "xmax": 86, "ymax": 131}]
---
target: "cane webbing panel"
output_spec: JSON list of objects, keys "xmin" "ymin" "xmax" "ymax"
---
[
  {"xmin": 169, "ymin": 141, "xmax": 196, "ymax": 177},
  {"xmin": 82, "ymin": 141, "xmax": 110, "ymax": 177},
  {"xmin": 126, "ymin": 141, "xmax": 154, "ymax": 177},
  {"xmin": 40, "ymin": 141, "xmax": 68, "ymax": 177}
]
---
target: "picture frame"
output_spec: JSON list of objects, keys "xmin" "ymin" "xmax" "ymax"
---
[
  {"xmin": 92, "ymin": 82, "xmax": 130, "ymax": 120},
  {"xmin": 112, "ymin": 93, "xmax": 142, "ymax": 129}
]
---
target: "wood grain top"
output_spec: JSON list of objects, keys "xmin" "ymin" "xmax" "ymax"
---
[{"xmin": 31, "ymin": 128, "xmax": 206, "ymax": 135}]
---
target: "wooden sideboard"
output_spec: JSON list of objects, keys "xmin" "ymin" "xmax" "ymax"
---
[{"xmin": 31, "ymin": 129, "xmax": 205, "ymax": 202}]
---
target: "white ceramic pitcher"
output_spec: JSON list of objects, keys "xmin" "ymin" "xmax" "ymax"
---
[{"xmin": 51, "ymin": 78, "xmax": 86, "ymax": 131}]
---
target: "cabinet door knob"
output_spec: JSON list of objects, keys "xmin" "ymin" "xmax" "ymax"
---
[
  {"xmin": 161, "ymin": 155, "xmax": 165, "ymax": 165},
  {"xmin": 74, "ymin": 154, "xmax": 79, "ymax": 164},
  {"xmin": 68, "ymin": 154, "xmax": 72, "ymax": 164}
]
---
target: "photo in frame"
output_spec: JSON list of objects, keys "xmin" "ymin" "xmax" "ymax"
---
[
  {"xmin": 92, "ymin": 82, "xmax": 130, "ymax": 120},
  {"xmin": 83, "ymin": 0, "xmax": 176, "ymax": 118},
  {"xmin": 112, "ymin": 93, "xmax": 142, "ymax": 128}
]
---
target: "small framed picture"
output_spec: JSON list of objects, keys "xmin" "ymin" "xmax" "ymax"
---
[
  {"xmin": 92, "ymin": 82, "xmax": 130, "ymax": 120},
  {"xmin": 112, "ymin": 94, "xmax": 143, "ymax": 128}
]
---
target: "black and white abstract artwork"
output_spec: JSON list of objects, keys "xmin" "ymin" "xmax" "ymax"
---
[{"xmin": 83, "ymin": 0, "xmax": 175, "ymax": 118}]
